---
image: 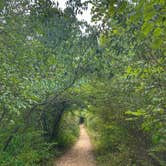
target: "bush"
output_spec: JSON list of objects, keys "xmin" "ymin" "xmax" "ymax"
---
[{"xmin": 56, "ymin": 111, "xmax": 79, "ymax": 149}]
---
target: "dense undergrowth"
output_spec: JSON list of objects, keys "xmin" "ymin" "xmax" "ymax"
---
[
  {"xmin": 0, "ymin": 110, "xmax": 79, "ymax": 166},
  {"xmin": 56, "ymin": 111, "xmax": 79, "ymax": 150},
  {"xmin": 85, "ymin": 78, "xmax": 165, "ymax": 166}
]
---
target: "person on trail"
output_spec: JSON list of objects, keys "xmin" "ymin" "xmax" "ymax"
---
[{"xmin": 79, "ymin": 116, "xmax": 84, "ymax": 124}]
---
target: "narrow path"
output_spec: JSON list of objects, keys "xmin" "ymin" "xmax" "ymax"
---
[{"xmin": 55, "ymin": 125, "xmax": 96, "ymax": 166}]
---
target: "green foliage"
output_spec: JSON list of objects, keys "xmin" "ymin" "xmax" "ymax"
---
[
  {"xmin": 84, "ymin": 0, "xmax": 166, "ymax": 165},
  {"xmin": 0, "ymin": 0, "xmax": 96, "ymax": 165},
  {"xmin": 0, "ymin": 0, "xmax": 166, "ymax": 165},
  {"xmin": 56, "ymin": 111, "xmax": 79, "ymax": 149},
  {"xmin": 0, "ymin": 131, "xmax": 55, "ymax": 166}
]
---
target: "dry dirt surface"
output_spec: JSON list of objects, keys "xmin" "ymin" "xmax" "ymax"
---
[{"xmin": 55, "ymin": 125, "xmax": 96, "ymax": 166}]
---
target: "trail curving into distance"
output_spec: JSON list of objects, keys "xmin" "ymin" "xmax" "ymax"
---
[{"xmin": 55, "ymin": 125, "xmax": 96, "ymax": 166}]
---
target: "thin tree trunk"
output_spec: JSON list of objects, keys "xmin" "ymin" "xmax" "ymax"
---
[
  {"xmin": 0, "ymin": 110, "xmax": 6, "ymax": 124},
  {"xmin": 3, "ymin": 126, "xmax": 19, "ymax": 151},
  {"xmin": 51, "ymin": 105, "xmax": 66, "ymax": 139}
]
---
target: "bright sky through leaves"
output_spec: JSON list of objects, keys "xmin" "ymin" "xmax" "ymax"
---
[{"xmin": 54, "ymin": 0, "xmax": 92, "ymax": 24}]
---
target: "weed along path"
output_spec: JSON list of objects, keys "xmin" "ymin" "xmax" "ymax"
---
[{"xmin": 55, "ymin": 125, "xmax": 96, "ymax": 166}]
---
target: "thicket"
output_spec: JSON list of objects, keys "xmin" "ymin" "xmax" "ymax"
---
[
  {"xmin": 84, "ymin": 0, "xmax": 166, "ymax": 166},
  {"xmin": 0, "ymin": 0, "xmax": 166, "ymax": 166}
]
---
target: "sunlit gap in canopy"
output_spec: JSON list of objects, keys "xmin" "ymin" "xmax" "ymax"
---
[{"xmin": 53, "ymin": 0, "xmax": 92, "ymax": 25}]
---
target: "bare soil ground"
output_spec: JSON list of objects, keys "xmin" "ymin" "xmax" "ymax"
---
[{"xmin": 55, "ymin": 125, "xmax": 96, "ymax": 166}]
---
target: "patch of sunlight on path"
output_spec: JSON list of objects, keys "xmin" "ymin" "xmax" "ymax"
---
[{"xmin": 54, "ymin": 125, "xmax": 96, "ymax": 166}]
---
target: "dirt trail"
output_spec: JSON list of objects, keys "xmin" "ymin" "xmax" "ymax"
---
[{"xmin": 55, "ymin": 125, "xmax": 96, "ymax": 166}]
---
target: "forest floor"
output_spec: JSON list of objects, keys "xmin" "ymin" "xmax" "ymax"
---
[{"xmin": 54, "ymin": 125, "xmax": 96, "ymax": 166}]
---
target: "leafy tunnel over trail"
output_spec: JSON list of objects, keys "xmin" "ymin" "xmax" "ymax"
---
[{"xmin": 0, "ymin": 0, "xmax": 166, "ymax": 166}]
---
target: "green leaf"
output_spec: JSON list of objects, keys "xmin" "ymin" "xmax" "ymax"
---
[
  {"xmin": 142, "ymin": 22, "xmax": 154, "ymax": 36},
  {"xmin": 125, "ymin": 110, "xmax": 146, "ymax": 116}
]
